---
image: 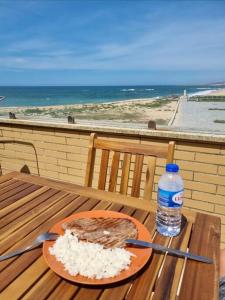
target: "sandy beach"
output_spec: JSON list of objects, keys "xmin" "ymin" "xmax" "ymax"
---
[
  {"xmin": 208, "ymin": 89, "xmax": 225, "ymax": 96},
  {"xmin": 0, "ymin": 97, "xmax": 178, "ymax": 127},
  {"xmin": 189, "ymin": 88, "xmax": 225, "ymax": 97}
]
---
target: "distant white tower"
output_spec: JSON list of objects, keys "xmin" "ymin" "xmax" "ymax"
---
[{"xmin": 183, "ymin": 89, "xmax": 189, "ymax": 101}]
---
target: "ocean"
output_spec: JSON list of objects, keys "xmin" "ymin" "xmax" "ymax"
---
[{"xmin": 0, "ymin": 85, "xmax": 224, "ymax": 107}]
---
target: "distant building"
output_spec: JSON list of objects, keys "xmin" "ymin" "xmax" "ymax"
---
[{"xmin": 183, "ymin": 89, "xmax": 189, "ymax": 100}]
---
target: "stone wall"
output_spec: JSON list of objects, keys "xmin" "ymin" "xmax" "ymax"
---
[{"xmin": 0, "ymin": 119, "xmax": 224, "ymax": 247}]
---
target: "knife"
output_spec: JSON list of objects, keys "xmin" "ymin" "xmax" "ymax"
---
[{"xmin": 125, "ymin": 239, "xmax": 213, "ymax": 264}]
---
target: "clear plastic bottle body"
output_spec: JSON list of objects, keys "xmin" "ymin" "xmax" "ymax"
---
[{"xmin": 156, "ymin": 169, "xmax": 184, "ymax": 237}]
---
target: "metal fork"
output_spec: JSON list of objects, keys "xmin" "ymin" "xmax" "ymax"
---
[{"xmin": 0, "ymin": 232, "xmax": 59, "ymax": 262}]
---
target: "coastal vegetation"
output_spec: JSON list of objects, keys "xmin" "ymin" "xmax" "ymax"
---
[
  {"xmin": 23, "ymin": 108, "xmax": 44, "ymax": 114},
  {"xmin": 209, "ymin": 108, "xmax": 225, "ymax": 111},
  {"xmin": 190, "ymin": 96, "xmax": 225, "ymax": 102},
  {"xmin": 0, "ymin": 98, "xmax": 176, "ymax": 126},
  {"xmin": 214, "ymin": 120, "xmax": 225, "ymax": 123},
  {"xmin": 21, "ymin": 99, "xmax": 174, "ymax": 118}
]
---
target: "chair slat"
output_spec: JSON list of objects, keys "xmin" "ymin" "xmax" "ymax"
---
[
  {"xmin": 131, "ymin": 154, "xmax": 144, "ymax": 198},
  {"xmin": 143, "ymin": 156, "xmax": 156, "ymax": 201},
  {"xmin": 167, "ymin": 141, "xmax": 175, "ymax": 163},
  {"xmin": 95, "ymin": 139, "xmax": 169, "ymax": 157},
  {"xmin": 108, "ymin": 152, "xmax": 120, "ymax": 192},
  {"xmin": 98, "ymin": 150, "xmax": 110, "ymax": 190},
  {"xmin": 120, "ymin": 153, "xmax": 131, "ymax": 195},
  {"xmin": 84, "ymin": 133, "xmax": 97, "ymax": 187}
]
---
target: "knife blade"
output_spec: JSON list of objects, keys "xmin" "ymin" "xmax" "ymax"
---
[{"xmin": 125, "ymin": 239, "xmax": 213, "ymax": 264}]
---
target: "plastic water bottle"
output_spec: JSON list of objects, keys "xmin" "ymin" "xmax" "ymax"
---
[{"xmin": 156, "ymin": 163, "xmax": 184, "ymax": 237}]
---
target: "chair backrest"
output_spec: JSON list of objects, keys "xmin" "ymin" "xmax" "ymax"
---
[{"xmin": 85, "ymin": 133, "xmax": 175, "ymax": 200}]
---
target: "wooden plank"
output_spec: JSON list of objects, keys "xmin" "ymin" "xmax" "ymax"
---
[
  {"xmin": 0, "ymin": 171, "xmax": 18, "ymax": 184},
  {"xmin": 72, "ymin": 287, "xmax": 102, "ymax": 300},
  {"xmin": 23, "ymin": 269, "xmax": 61, "ymax": 299},
  {"xmin": 178, "ymin": 213, "xmax": 221, "ymax": 300},
  {"xmin": 99, "ymin": 284, "xmax": 130, "ymax": 300},
  {"xmin": 0, "ymin": 183, "xmax": 41, "ymax": 210},
  {"xmin": 132, "ymin": 208, "xmax": 150, "ymax": 223},
  {"xmin": 143, "ymin": 156, "xmax": 156, "ymax": 201},
  {"xmin": 98, "ymin": 150, "xmax": 109, "ymax": 190},
  {"xmin": 0, "ymin": 247, "xmax": 44, "ymax": 293},
  {"xmin": 120, "ymin": 153, "xmax": 131, "ymax": 195},
  {"xmin": 0, "ymin": 186, "xmax": 49, "ymax": 219},
  {"xmin": 169, "ymin": 222, "xmax": 193, "ymax": 299},
  {"xmin": 0, "ymin": 180, "xmax": 29, "ymax": 197},
  {"xmin": 108, "ymin": 151, "xmax": 120, "ymax": 192},
  {"xmin": 0, "ymin": 188, "xmax": 60, "ymax": 229},
  {"xmin": 131, "ymin": 154, "xmax": 144, "ymax": 198},
  {"xmin": 0, "ymin": 190, "xmax": 67, "ymax": 239},
  {"xmin": 0, "ymin": 178, "xmax": 17, "ymax": 189},
  {"xmin": 13, "ymin": 172, "xmax": 197, "ymax": 222},
  {"xmin": 0, "ymin": 257, "xmax": 48, "ymax": 299},
  {"xmin": 92, "ymin": 200, "xmax": 111, "ymax": 210},
  {"xmin": 94, "ymin": 139, "xmax": 169, "ymax": 158},
  {"xmin": 84, "ymin": 132, "xmax": 97, "ymax": 187},
  {"xmin": 107, "ymin": 202, "xmax": 124, "ymax": 212},
  {"xmin": 152, "ymin": 221, "xmax": 192, "ymax": 300},
  {"xmin": 47, "ymin": 281, "xmax": 79, "ymax": 300}
]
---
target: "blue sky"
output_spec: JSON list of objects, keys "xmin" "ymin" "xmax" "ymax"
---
[{"xmin": 0, "ymin": 0, "xmax": 225, "ymax": 85}]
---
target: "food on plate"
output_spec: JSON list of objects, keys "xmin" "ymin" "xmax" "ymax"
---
[
  {"xmin": 61, "ymin": 217, "xmax": 138, "ymax": 248},
  {"xmin": 49, "ymin": 230, "xmax": 134, "ymax": 279},
  {"xmin": 49, "ymin": 217, "xmax": 138, "ymax": 279}
]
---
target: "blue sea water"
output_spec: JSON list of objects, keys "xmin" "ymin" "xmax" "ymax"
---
[{"xmin": 0, "ymin": 85, "xmax": 223, "ymax": 107}]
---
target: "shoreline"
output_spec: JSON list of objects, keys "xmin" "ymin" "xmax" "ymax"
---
[
  {"xmin": 189, "ymin": 88, "xmax": 225, "ymax": 97},
  {"xmin": 0, "ymin": 96, "xmax": 172, "ymax": 110}
]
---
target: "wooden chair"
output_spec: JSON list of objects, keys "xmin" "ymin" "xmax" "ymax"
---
[{"xmin": 85, "ymin": 133, "xmax": 175, "ymax": 201}]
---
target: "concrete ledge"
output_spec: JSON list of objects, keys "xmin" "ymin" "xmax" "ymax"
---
[{"xmin": 0, "ymin": 118, "xmax": 224, "ymax": 144}]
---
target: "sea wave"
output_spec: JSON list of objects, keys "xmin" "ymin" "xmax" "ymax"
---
[
  {"xmin": 189, "ymin": 90, "xmax": 216, "ymax": 97},
  {"xmin": 121, "ymin": 89, "xmax": 135, "ymax": 92},
  {"xmin": 145, "ymin": 89, "xmax": 154, "ymax": 91},
  {"xmin": 196, "ymin": 88, "xmax": 213, "ymax": 90}
]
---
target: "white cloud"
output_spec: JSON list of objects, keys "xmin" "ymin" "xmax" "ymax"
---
[{"xmin": 0, "ymin": 17, "xmax": 225, "ymax": 72}]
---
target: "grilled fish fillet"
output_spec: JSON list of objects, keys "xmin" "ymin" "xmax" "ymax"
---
[{"xmin": 61, "ymin": 217, "xmax": 138, "ymax": 248}]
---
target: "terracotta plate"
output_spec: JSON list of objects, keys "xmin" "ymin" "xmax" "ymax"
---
[{"xmin": 43, "ymin": 210, "xmax": 152, "ymax": 285}]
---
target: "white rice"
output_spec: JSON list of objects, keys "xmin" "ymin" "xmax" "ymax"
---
[{"xmin": 49, "ymin": 230, "xmax": 133, "ymax": 279}]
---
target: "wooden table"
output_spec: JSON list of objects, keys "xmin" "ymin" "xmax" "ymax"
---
[{"xmin": 0, "ymin": 172, "xmax": 221, "ymax": 300}]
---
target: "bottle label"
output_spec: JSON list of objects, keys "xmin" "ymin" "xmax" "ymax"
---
[{"xmin": 158, "ymin": 188, "xmax": 184, "ymax": 208}]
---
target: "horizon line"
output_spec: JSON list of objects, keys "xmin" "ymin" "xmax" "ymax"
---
[{"xmin": 0, "ymin": 83, "xmax": 225, "ymax": 87}]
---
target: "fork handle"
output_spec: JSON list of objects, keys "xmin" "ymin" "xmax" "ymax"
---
[{"xmin": 0, "ymin": 242, "xmax": 41, "ymax": 261}]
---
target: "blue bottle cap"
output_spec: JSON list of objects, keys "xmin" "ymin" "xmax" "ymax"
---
[{"xmin": 166, "ymin": 163, "xmax": 179, "ymax": 172}]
